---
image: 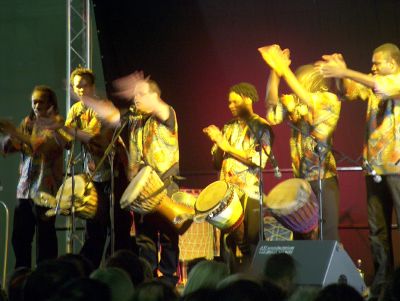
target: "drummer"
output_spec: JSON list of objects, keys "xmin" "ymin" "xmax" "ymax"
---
[
  {"xmin": 203, "ymin": 82, "xmax": 273, "ymax": 271},
  {"xmin": 41, "ymin": 67, "xmax": 132, "ymax": 268},
  {"xmin": 0, "ymin": 85, "xmax": 64, "ymax": 268},
  {"xmin": 81, "ymin": 71, "xmax": 180, "ymax": 286},
  {"xmin": 260, "ymin": 45, "xmax": 341, "ymax": 240}
]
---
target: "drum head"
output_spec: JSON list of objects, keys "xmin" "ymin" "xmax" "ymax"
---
[
  {"xmin": 120, "ymin": 166, "xmax": 152, "ymax": 209},
  {"xmin": 195, "ymin": 181, "xmax": 229, "ymax": 213},
  {"xmin": 265, "ymin": 178, "xmax": 312, "ymax": 213},
  {"xmin": 56, "ymin": 174, "xmax": 87, "ymax": 203}
]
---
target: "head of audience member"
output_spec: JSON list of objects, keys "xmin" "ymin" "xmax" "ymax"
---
[
  {"xmin": 228, "ymin": 82, "xmax": 259, "ymax": 119},
  {"xmin": 217, "ymin": 273, "xmax": 268, "ymax": 301},
  {"xmin": 180, "ymin": 288, "xmax": 218, "ymax": 301},
  {"xmin": 133, "ymin": 79, "xmax": 162, "ymax": 114},
  {"xmin": 29, "ymin": 85, "xmax": 59, "ymax": 120},
  {"xmin": 47, "ymin": 278, "xmax": 111, "ymax": 301},
  {"xmin": 263, "ymin": 253, "xmax": 297, "ymax": 298},
  {"xmin": 314, "ymin": 283, "xmax": 364, "ymax": 301},
  {"xmin": 58, "ymin": 253, "xmax": 95, "ymax": 277},
  {"xmin": 70, "ymin": 66, "xmax": 96, "ymax": 99},
  {"xmin": 287, "ymin": 285, "xmax": 320, "ymax": 301},
  {"xmin": 183, "ymin": 259, "xmax": 229, "ymax": 296},
  {"xmin": 261, "ymin": 279, "xmax": 288, "ymax": 301},
  {"xmin": 295, "ymin": 64, "xmax": 331, "ymax": 94},
  {"xmin": 139, "ymin": 257, "xmax": 154, "ymax": 283},
  {"xmin": 132, "ymin": 279, "xmax": 179, "ymax": 301},
  {"xmin": 90, "ymin": 267, "xmax": 134, "ymax": 301},
  {"xmin": 382, "ymin": 267, "xmax": 400, "ymax": 301},
  {"xmin": 105, "ymin": 249, "xmax": 145, "ymax": 286},
  {"xmin": 371, "ymin": 43, "xmax": 400, "ymax": 76},
  {"xmin": 185, "ymin": 257, "xmax": 207, "ymax": 275},
  {"xmin": 23, "ymin": 259, "xmax": 83, "ymax": 301},
  {"xmin": 6, "ymin": 266, "xmax": 31, "ymax": 301}
]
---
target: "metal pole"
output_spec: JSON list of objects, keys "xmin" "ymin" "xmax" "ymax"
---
[
  {"xmin": 66, "ymin": 0, "xmax": 71, "ymax": 111},
  {"xmin": 0, "ymin": 201, "xmax": 9, "ymax": 290},
  {"xmin": 85, "ymin": 0, "xmax": 91, "ymax": 69}
]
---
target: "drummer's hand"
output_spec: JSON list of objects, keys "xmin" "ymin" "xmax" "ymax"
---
[
  {"xmin": 36, "ymin": 109, "xmax": 63, "ymax": 131},
  {"xmin": 203, "ymin": 125, "xmax": 223, "ymax": 143},
  {"xmin": 113, "ymin": 71, "xmax": 148, "ymax": 101},
  {"xmin": 281, "ymin": 94, "xmax": 297, "ymax": 112},
  {"xmin": 0, "ymin": 119, "xmax": 17, "ymax": 136},
  {"xmin": 82, "ymin": 96, "xmax": 121, "ymax": 127}
]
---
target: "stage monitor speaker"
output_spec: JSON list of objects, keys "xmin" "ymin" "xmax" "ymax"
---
[{"xmin": 251, "ymin": 240, "xmax": 366, "ymax": 294}]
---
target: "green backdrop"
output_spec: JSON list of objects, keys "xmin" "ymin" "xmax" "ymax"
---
[{"xmin": 0, "ymin": 0, "xmax": 106, "ymax": 283}]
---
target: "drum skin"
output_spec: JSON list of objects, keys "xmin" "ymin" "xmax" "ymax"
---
[
  {"xmin": 44, "ymin": 174, "xmax": 98, "ymax": 219},
  {"xmin": 195, "ymin": 181, "xmax": 244, "ymax": 232},
  {"xmin": 120, "ymin": 166, "xmax": 194, "ymax": 234}
]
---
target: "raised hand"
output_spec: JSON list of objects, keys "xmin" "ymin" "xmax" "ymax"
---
[
  {"xmin": 315, "ymin": 53, "xmax": 347, "ymax": 78},
  {"xmin": 112, "ymin": 70, "xmax": 148, "ymax": 101},
  {"xmin": 81, "ymin": 96, "xmax": 121, "ymax": 127},
  {"xmin": 258, "ymin": 44, "xmax": 291, "ymax": 76}
]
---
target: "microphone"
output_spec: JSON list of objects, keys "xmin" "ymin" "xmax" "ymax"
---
[
  {"xmin": 363, "ymin": 159, "xmax": 382, "ymax": 183},
  {"xmin": 269, "ymin": 152, "xmax": 282, "ymax": 179}
]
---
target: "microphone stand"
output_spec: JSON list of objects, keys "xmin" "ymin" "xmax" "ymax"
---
[
  {"xmin": 315, "ymin": 143, "xmax": 327, "ymax": 240},
  {"xmin": 56, "ymin": 127, "xmax": 82, "ymax": 252},
  {"xmin": 285, "ymin": 121, "xmax": 329, "ymax": 240},
  {"xmin": 86, "ymin": 115, "xmax": 130, "ymax": 256},
  {"xmin": 109, "ymin": 147, "xmax": 116, "ymax": 255},
  {"xmin": 245, "ymin": 118, "xmax": 278, "ymax": 243}
]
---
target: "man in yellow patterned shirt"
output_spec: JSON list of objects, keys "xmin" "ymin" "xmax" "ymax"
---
[
  {"xmin": 126, "ymin": 78, "xmax": 180, "ymax": 285},
  {"xmin": 319, "ymin": 43, "xmax": 400, "ymax": 301},
  {"xmin": 50, "ymin": 67, "xmax": 132, "ymax": 268},
  {"xmin": 82, "ymin": 73, "xmax": 180, "ymax": 285},
  {"xmin": 204, "ymin": 82, "xmax": 273, "ymax": 271},
  {"xmin": 260, "ymin": 45, "xmax": 341, "ymax": 241}
]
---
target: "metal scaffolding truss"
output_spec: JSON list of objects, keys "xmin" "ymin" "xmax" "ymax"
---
[
  {"xmin": 65, "ymin": 0, "xmax": 92, "ymax": 253},
  {"xmin": 66, "ymin": 0, "xmax": 92, "ymax": 111}
]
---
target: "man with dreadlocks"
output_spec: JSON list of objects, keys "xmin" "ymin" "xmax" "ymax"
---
[
  {"xmin": 0, "ymin": 85, "xmax": 64, "ymax": 267},
  {"xmin": 203, "ymin": 82, "xmax": 273, "ymax": 271}
]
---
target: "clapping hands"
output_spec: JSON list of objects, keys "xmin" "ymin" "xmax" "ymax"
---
[{"xmin": 258, "ymin": 44, "xmax": 291, "ymax": 76}]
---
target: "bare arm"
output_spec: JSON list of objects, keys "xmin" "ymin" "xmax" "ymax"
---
[
  {"xmin": 280, "ymin": 66, "xmax": 313, "ymax": 107},
  {"xmin": 330, "ymin": 68, "xmax": 375, "ymax": 89},
  {"xmin": 260, "ymin": 45, "xmax": 313, "ymax": 107},
  {"xmin": 266, "ymin": 70, "xmax": 281, "ymax": 106},
  {"xmin": 318, "ymin": 53, "xmax": 375, "ymax": 88}
]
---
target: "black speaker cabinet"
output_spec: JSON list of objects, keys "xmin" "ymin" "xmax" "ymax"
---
[{"xmin": 251, "ymin": 240, "xmax": 366, "ymax": 294}]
